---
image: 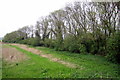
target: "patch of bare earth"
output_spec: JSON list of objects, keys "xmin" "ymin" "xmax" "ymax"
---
[
  {"xmin": 11, "ymin": 43, "xmax": 77, "ymax": 68},
  {"xmin": 2, "ymin": 44, "xmax": 27, "ymax": 62}
]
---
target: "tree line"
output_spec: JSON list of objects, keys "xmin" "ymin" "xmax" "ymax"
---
[{"xmin": 3, "ymin": 2, "xmax": 120, "ymax": 63}]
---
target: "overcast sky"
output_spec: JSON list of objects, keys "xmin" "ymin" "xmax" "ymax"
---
[
  {"xmin": 0, "ymin": 0, "xmax": 117, "ymax": 37},
  {"xmin": 0, "ymin": 0, "xmax": 77, "ymax": 37}
]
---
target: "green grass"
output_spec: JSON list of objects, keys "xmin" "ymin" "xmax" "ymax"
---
[
  {"xmin": 2, "ymin": 45, "xmax": 120, "ymax": 79},
  {"xmin": 0, "ymin": 43, "xmax": 2, "ymax": 79},
  {"xmin": 0, "ymin": 58, "xmax": 2, "ymax": 79},
  {"xmin": 35, "ymin": 47, "xmax": 120, "ymax": 78},
  {"xmin": 2, "ymin": 45, "xmax": 84, "ymax": 78}
]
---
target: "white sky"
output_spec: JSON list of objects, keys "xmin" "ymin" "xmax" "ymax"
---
[
  {"xmin": 0, "ymin": 0, "xmax": 76, "ymax": 37},
  {"xmin": 1, "ymin": 0, "xmax": 115, "ymax": 37}
]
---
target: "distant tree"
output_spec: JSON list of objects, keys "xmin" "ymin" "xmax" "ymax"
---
[{"xmin": 3, "ymin": 31, "xmax": 26, "ymax": 43}]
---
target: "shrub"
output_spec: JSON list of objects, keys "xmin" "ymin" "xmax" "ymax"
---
[
  {"xmin": 54, "ymin": 39, "xmax": 64, "ymax": 51},
  {"xmin": 19, "ymin": 37, "xmax": 42, "ymax": 46},
  {"xmin": 106, "ymin": 31, "xmax": 120, "ymax": 63},
  {"xmin": 43, "ymin": 39, "xmax": 55, "ymax": 48},
  {"xmin": 63, "ymin": 35, "xmax": 80, "ymax": 53},
  {"xmin": 90, "ymin": 42, "xmax": 98, "ymax": 54},
  {"xmin": 79, "ymin": 44, "xmax": 87, "ymax": 54},
  {"xmin": 29, "ymin": 37, "xmax": 42, "ymax": 46},
  {"xmin": 77, "ymin": 34, "xmax": 93, "ymax": 54},
  {"xmin": 19, "ymin": 39, "xmax": 28, "ymax": 44}
]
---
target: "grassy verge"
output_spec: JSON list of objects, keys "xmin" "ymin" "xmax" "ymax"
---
[
  {"xmin": 2, "ymin": 45, "xmax": 83, "ymax": 78},
  {"xmin": 2, "ymin": 44, "xmax": 120, "ymax": 78},
  {"xmin": 35, "ymin": 47, "xmax": 120, "ymax": 78},
  {"xmin": 0, "ymin": 43, "xmax": 2, "ymax": 79},
  {"xmin": 0, "ymin": 57, "xmax": 2, "ymax": 79}
]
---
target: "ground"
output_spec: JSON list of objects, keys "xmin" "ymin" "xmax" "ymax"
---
[
  {"xmin": 2, "ymin": 44, "xmax": 27, "ymax": 62},
  {"xmin": 2, "ymin": 43, "xmax": 120, "ymax": 78}
]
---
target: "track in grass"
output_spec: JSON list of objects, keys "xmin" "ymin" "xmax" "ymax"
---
[
  {"xmin": 10, "ymin": 43, "xmax": 77, "ymax": 68},
  {"xmin": 2, "ymin": 44, "xmax": 79, "ymax": 78},
  {"xmin": 2, "ymin": 43, "xmax": 120, "ymax": 78}
]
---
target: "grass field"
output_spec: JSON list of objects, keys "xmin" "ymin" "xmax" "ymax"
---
[
  {"xmin": 36, "ymin": 47, "xmax": 120, "ymax": 78},
  {"xmin": 0, "ymin": 58, "xmax": 1, "ymax": 79},
  {"xmin": 2, "ymin": 44, "xmax": 120, "ymax": 78}
]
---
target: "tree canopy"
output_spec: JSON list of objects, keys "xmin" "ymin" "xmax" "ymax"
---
[{"xmin": 3, "ymin": 1, "xmax": 120, "ymax": 63}]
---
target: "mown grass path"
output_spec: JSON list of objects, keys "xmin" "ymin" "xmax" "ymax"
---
[
  {"xmin": 11, "ymin": 44, "xmax": 77, "ymax": 68},
  {"xmin": 2, "ymin": 44, "xmax": 120, "ymax": 78},
  {"xmin": 3, "ymin": 44, "xmax": 77, "ymax": 78}
]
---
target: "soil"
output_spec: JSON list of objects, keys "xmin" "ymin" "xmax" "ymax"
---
[{"xmin": 2, "ymin": 43, "xmax": 27, "ymax": 62}]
